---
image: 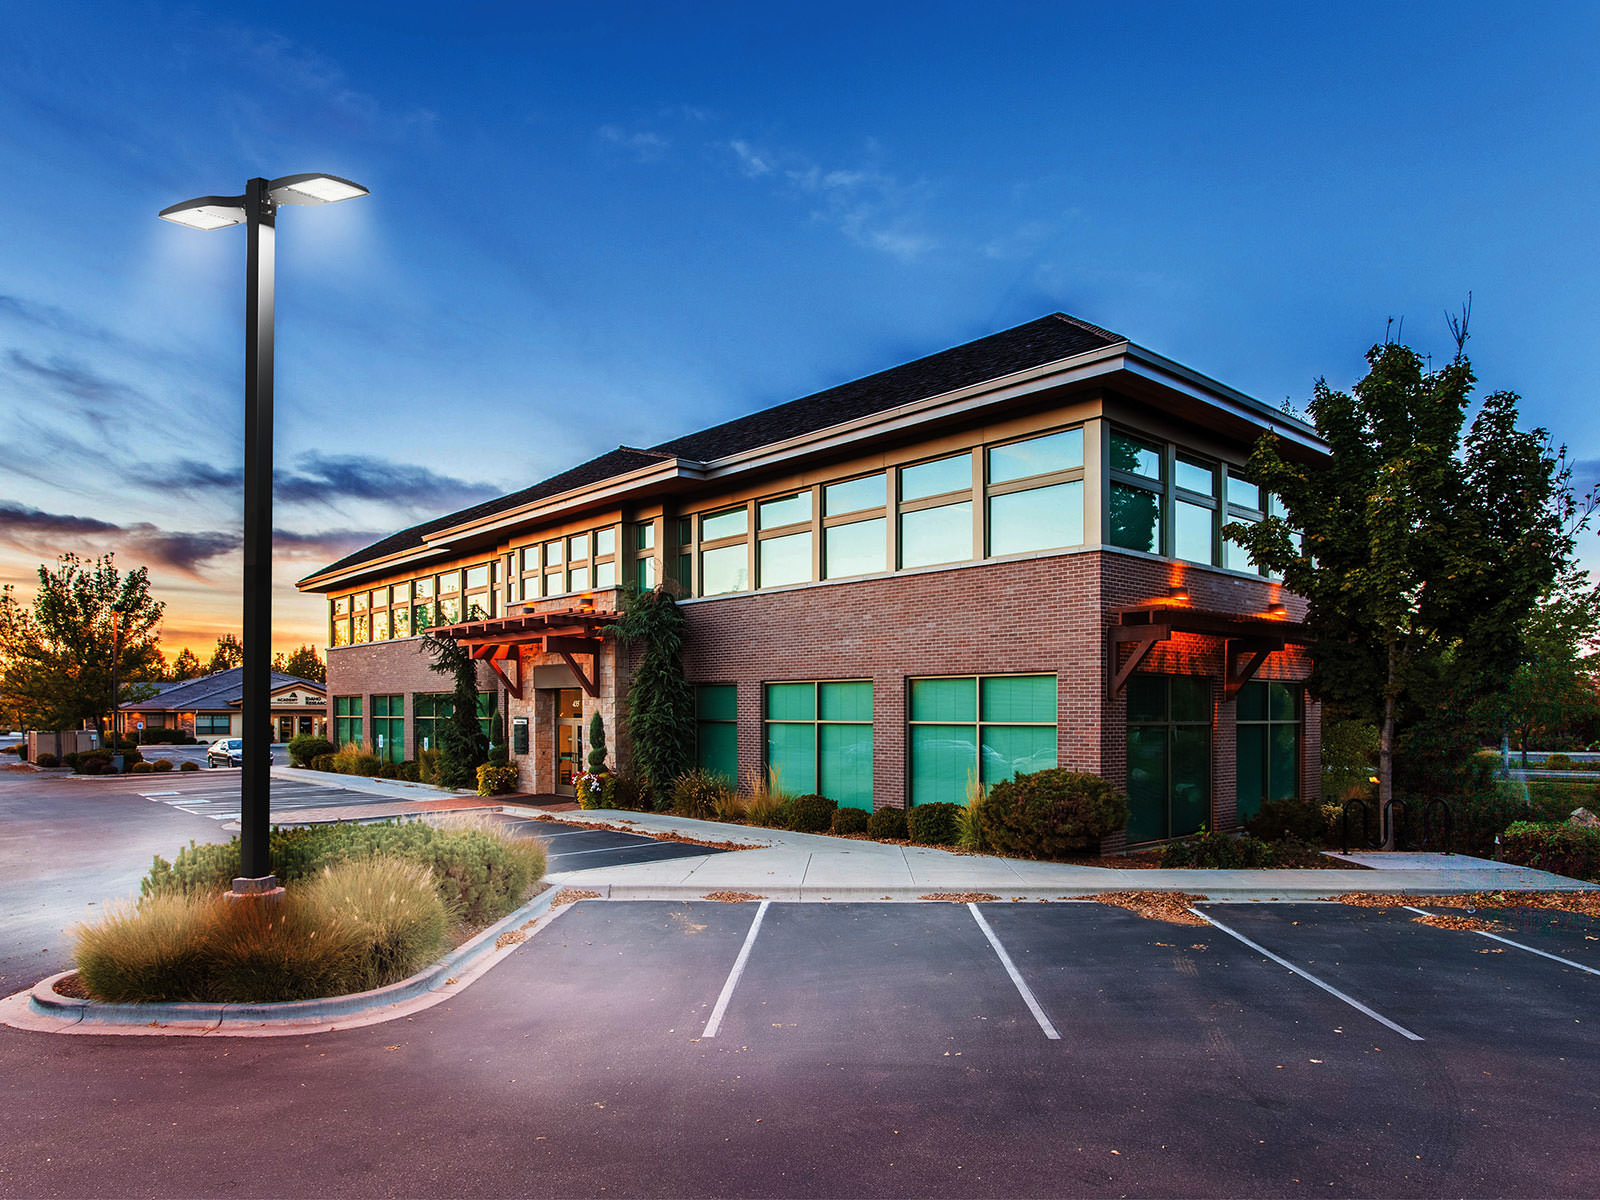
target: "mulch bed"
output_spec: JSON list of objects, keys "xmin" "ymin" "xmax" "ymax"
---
[{"xmin": 52, "ymin": 973, "xmax": 91, "ymax": 999}]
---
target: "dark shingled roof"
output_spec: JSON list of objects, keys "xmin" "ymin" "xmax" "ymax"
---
[
  {"xmin": 122, "ymin": 667, "xmax": 323, "ymax": 712},
  {"xmin": 303, "ymin": 313, "xmax": 1125, "ymax": 584}
]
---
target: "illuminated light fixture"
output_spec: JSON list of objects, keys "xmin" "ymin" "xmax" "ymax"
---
[
  {"xmin": 1167, "ymin": 584, "xmax": 1189, "ymax": 601},
  {"xmin": 579, "ymin": 593, "xmax": 596, "ymax": 612},
  {"xmin": 1266, "ymin": 601, "xmax": 1288, "ymax": 616},
  {"xmin": 157, "ymin": 196, "xmax": 246, "ymax": 229},
  {"xmin": 157, "ymin": 171, "xmax": 367, "ymax": 900}
]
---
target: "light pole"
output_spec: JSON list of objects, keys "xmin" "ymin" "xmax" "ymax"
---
[{"xmin": 159, "ymin": 173, "xmax": 368, "ymax": 898}]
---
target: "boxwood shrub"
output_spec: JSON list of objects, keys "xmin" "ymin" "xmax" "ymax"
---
[
  {"xmin": 866, "ymin": 807, "xmax": 908, "ymax": 841},
  {"xmin": 179, "ymin": 760, "xmax": 200, "ymax": 772},
  {"xmin": 1161, "ymin": 828, "xmax": 1274, "ymax": 868},
  {"xmin": 977, "ymin": 769, "xmax": 1127, "ymax": 858},
  {"xmin": 906, "ymin": 801, "xmax": 962, "ymax": 846},
  {"xmin": 1499, "ymin": 821, "xmax": 1600, "ymax": 882},
  {"xmin": 830, "ymin": 807, "xmax": 869, "ymax": 836},
  {"xmin": 789, "ymin": 794, "xmax": 837, "ymax": 833}
]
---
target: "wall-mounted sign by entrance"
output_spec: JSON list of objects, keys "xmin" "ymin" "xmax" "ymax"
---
[{"xmin": 512, "ymin": 717, "xmax": 529, "ymax": 756}]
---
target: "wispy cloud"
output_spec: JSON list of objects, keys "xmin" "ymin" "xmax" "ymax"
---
[
  {"xmin": 724, "ymin": 139, "xmax": 937, "ymax": 261},
  {"xmin": 8, "ymin": 350, "xmax": 140, "ymax": 406},
  {"xmin": 274, "ymin": 453, "xmax": 501, "ymax": 513},
  {"xmin": 273, "ymin": 526, "xmax": 388, "ymax": 562},
  {"xmin": 599, "ymin": 124, "xmax": 670, "ymax": 163}
]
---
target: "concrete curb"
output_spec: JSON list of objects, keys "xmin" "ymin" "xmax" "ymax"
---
[{"xmin": 25, "ymin": 884, "xmax": 563, "ymax": 1033}]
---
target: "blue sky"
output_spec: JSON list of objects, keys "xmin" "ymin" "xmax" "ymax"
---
[{"xmin": 3, "ymin": 1, "xmax": 1598, "ymax": 657}]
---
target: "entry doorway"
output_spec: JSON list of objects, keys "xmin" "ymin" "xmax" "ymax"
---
[{"xmin": 554, "ymin": 688, "xmax": 584, "ymax": 796}]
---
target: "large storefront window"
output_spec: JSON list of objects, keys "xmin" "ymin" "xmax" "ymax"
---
[
  {"xmin": 1126, "ymin": 675, "xmax": 1210, "ymax": 843},
  {"xmin": 696, "ymin": 684, "xmax": 738, "ymax": 784},
  {"xmin": 372, "ymin": 694, "xmax": 404, "ymax": 764},
  {"xmin": 413, "ymin": 692, "xmax": 493, "ymax": 756},
  {"xmin": 1236, "ymin": 681, "xmax": 1301, "ymax": 822},
  {"xmin": 333, "ymin": 696, "xmax": 363, "ymax": 748},
  {"xmin": 764, "ymin": 681, "xmax": 873, "ymax": 810},
  {"xmin": 908, "ymin": 675, "xmax": 1056, "ymax": 805}
]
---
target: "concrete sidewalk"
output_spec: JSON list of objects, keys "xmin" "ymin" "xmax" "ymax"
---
[{"xmin": 518, "ymin": 805, "xmax": 1597, "ymax": 901}]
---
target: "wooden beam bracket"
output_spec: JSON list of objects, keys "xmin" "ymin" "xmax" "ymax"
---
[
  {"xmin": 1107, "ymin": 624, "xmax": 1171, "ymax": 700},
  {"xmin": 1224, "ymin": 637, "xmax": 1284, "ymax": 698}
]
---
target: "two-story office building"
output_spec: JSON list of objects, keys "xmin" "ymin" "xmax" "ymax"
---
[{"xmin": 298, "ymin": 313, "xmax": 1324, "ymax": 846}]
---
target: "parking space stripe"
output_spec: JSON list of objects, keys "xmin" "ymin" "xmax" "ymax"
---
[
  {"xmin": 968, "ymin": 904, "xmax": 1061, "ymax": 1040},
  {"xmin": 1402, "ymin": 905, "xmax": 1600, "ymax": 977},
  {"xmin": 1191, "ymin": 908, "xmax": 1424, "ymax": 1042},
  {"xmin": 702, "ymin": 900, "xmax": 771, "ymax": 1039}
]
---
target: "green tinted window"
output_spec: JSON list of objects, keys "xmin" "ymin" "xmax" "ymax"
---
[
  {"xmin": 1125, "ymin": 675, "xmax": 1212, "ymax": 841},
  {"xmin": 819, "ymin": 723, "xmax": 873, "ymax": 810},
  {"xmin": 988, "ymin": 429, "xmax": 1083, "ymax": 483},
  {"xmin": 1236, "ymin": 680, "xmax": 1300, "ymax": 821},
  {"xmin": 981, "ymin": 725, "xmax": 1056, "ymax": 784},
  {"xmin": 820, "ymin": 680, "xmax": 873, "ymax": 722},
  {"xmin": 1109, "ymin": 483, "xmax": 1161, "ymax": 553},
  {"xmin": 766, "ymin": 723, "xmax": 817, "ymax": 795},
  {"xmin": 766, "ymin": 683, "xmax": 816, "ymax": 722},
  {"xmin": 989, "ymin": 481, "xmax": 1083, "ymax": 556},
  {"xmin": 1110, "ymin": 432, "xmax": 1161, "ymax": 479},
  {"xmin": 697, "ymin": 683, "xmax": 737, "ymax": 722},
  {"xmin": 911, "ymin": 677, "xmax": 975, "ymax": 723},
  {"xmin": 909, "ymin": 725, "xmax": 978, "ymax": 805},
  {"xmin": 980, "ymin": 675, "xmax": 1055, "ymax": 723},
  {"xmin": 695, "ymin": 685, "xmax": 738, "ymax": 784}
]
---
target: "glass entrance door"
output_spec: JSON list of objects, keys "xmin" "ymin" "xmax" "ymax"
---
[{"xmin": 554, "ymin": 688, "xmax": 584, "ymax": 796}]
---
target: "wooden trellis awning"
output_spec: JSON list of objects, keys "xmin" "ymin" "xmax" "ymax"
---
[
  {"xmin": 1107, "ymin": 604, "xmax": 1310, "ymax": 701},
  {"xmin": 427, "ymin": 605, "xmax": 619, "ymax": 700}
]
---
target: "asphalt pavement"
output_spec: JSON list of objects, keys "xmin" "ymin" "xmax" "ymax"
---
[{"xmin": 3, "ymin": 898, "xmax": 1598, "ymax": 1197}]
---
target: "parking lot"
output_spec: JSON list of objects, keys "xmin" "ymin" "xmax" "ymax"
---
[
  {"xmin": 74, "ymin": 766, "xmax": 427, "ymax": 823},
  {"xmin": 489, "ymin": 813, "xmax": 732, "ymax": 873}
]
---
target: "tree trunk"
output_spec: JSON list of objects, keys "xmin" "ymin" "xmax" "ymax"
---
[{"xmin": 1380, "ymin": 637, "xmax": 1397, "ymax": 851}]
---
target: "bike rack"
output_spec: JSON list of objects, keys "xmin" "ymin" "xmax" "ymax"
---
[
  {"xmin": 1420, "ymin": 797, "xmax": 1453, "ymax": 853},
  {"xmin": 1341, "ymin": 799, "xmax": 1375, "ymax": 853},
  {"xmin": 1384, "ymin": 798, "xmax": 1409, "ymax": 851}
]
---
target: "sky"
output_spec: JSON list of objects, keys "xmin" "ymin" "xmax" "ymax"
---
[{"xmin": 3, "ymin": 1, "xmax": 1599, "ymax": 662}]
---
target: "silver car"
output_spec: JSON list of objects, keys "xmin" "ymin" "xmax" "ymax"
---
[{"xmin": 206, "ymin": 737, "xmax": 244, "ymax": 768}]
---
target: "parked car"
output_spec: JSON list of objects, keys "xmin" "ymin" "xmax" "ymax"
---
[{"xmin": 206, "ymin": 737, "xmax": 245, "ymax": 768}]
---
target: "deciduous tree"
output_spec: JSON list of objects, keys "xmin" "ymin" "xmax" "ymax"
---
[
  {"xmin": 272, "ymin": 644, "xmax": 326, "ymax": 682},
  {"xmin": 206, "ymin": 633, "xmax": 244, "ymax": 673},
  {"xmin": 0, "ymin": 554, "xmax": 165, "ymax": 731},
  {"xmin": 168, "ymin": 647, "xmax": 204, "ymax": 680},
  {"xmin": 1228, "ymin": 317, "xmax": 1582, "ymax": 838}
]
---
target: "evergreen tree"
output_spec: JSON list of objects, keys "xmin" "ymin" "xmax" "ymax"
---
[
  {"xmin": 272, "ymin": 644, "xmax": 326, "ymax": 682},
  {"xmin": 611, "ymin": 587, "xmax": 693, "ymax": 799},
  {"xmin": 207, "ymin": 633, "xmax": 244, "ymax": 673},
  {"xmin": 423, "ymin": 632, "xmax": 488, "ymax": 787},
  {"xmin": 587, "ymin": 710, "xmax": 608, "ymax": 774},
  {"xmin": 168, "ymin": 647, "xmax": 204, "ymax": 680}
]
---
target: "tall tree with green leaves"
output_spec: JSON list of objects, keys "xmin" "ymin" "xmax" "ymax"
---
[
  {"xmin": 1487, "ymin": 568, "xmax": 1600, "ymax": 762},
  {"xmin": 1229, "ymin": 318, "xmax": 1581, "ymax": 836},
  {"xmin": 422, "ymin": 631, "xmax": 488, "ymax": 788},
  {"xmin": 272, "ymin": 643, "xmax": 326, "ymax": 682},
  {"xmin": 0, "ymin": 554, "xmax": 165, "ymax": 731},
  {"xmin": 207, "ymin": 633, "xmax": 244, "ymax": 673},
  {"xmin": 611, "ymin": 586, "xmax": 693, "ymax": 800},
  {"xmin": 168, "ymin": 647, "xmax": 204, "ymax": 680}
]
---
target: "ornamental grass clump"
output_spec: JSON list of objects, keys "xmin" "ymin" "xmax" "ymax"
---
[
  {"xmin": 674, "ymin": 768, "xmax": 735, "ymax": 821},
  {"xmin": 74, "ymin": 857, "xmax": 451, "ymax": 1004}
]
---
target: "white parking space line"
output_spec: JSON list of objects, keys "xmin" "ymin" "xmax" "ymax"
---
[
  {"xmin": 968, "ymin": 903, "xmax": 1061, "ymax": 1040},
  {"xmin": 141, "ymin": 792, "xmax": 180, "ymax": 798},
  {"xmin": 1402, "ymin": 905, "xmax": 1600, "ymax": 978},
  {"xmin": 1192, "ymin": 908, "xmax": 1424, "ymax": 1042},
  {"xmin": 524, "ymin": 829, "xmax": 604, "ymax": 842},
  {"xmin": 702, "ymin": 900, "xmax": 771, "ymax": 1039},
  {"xmin": 549, "ymin": 842, "xmax": 691, "ymax": 860}
]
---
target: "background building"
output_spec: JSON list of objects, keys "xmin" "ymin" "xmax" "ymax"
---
[
  {"xmin": 119, "ymin": 668, "xmax": 327, "ymax": 743},
  {"xmin": 300, "ymin": 314, "xmax": 1325, "ymax": 845}
]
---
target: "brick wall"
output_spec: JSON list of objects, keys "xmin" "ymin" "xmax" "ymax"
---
[{"xmin": 326, "ymin": 639, "xmax": 497, "ymax": 760}]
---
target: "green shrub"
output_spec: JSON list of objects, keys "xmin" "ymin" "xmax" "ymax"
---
[
  {"xmin": 1546, "ymin": 753, "xmax": 1575, "ymax": 771},
  {"xmin": 977, "ymin": 769, "xmax": 1127, "ymax": 858},
  {"xmin": 476, "ymin": 763, "xmax": 517, "ymax": 796},
  {"xmin": 179, "ymin": 761, "xmax": 200, "ymax": 772},
  {"xmin": 1499, "ymin": 821, "xmax": 1600, "ymax": 882},
  {"xmin": 75, "ymin": 856, "xmax": 451, "ymax": 1003},
  {"xmin": 789, "ymin": 794, "xmax": 837, "ymax": 834},
  {"xmin": 1244, "ymin": 798, "xmax": 1331, "ymax": 845},
  {"xmin": 1442, "ymin": 779, "xmax": 1541, "ymax": 857},
  {"xmin": 866, "ymin": 807, "xmax": 908, "ymax": 840},
  {"xmin": 1161, "ymin": 828, "xmax": 1274, "ymax": 868},
  {"xmin": 1321, "ymin": 718, "xmax": 1378, "ymax": 802},
  {"xmin": 397, "ymin": 760, "xmax": 421, "ymax": 782},
  {"xmin": 674, "ymin": 769, "xmax": 734, "ymax": 820},
  {"xmin": 1466, "ymin": 749, "xmax": 1505, "ymax": 790},
  {"xmin": 1524, "ymin": 779, "xmax": 1600, "ymax": 821},
  {"xmin": 830, "ymin": 807, "xmax": 869, "ymax": 835},
  {"xmin": 379, "ymin": 762, "xmax": 400, "ymax": 780},
  {"xmin": 35, "ymin": 752, "xmax": 60, "ymax": 768},
  {"xmin": 310, "ymin": 754, "xmax": 335, "ymax": 773},
  {"xmin": 130, "ymin": 762, "xmax": 153, "ymax": 774},
  {"xmin": 152, "ymin": 759, "xmax": 174, "ymax": 773},
  {"xmin": 287, "ymin": 735, "xmax": 336, "ymax": 767},
  {"xmin": 77, "ymin": 754, "xmax": 108, "ymax": 775},
  {"xmin": 906, "ymin": 801, "xmax": 962, "ymax": 846},
  {"xmin": 607, "ymin": 774, "xmax": 649, "ymax": 812}
]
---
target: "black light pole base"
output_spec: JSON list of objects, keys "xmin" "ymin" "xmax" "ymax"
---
[{"xmin": 227, "ymin": 874, "xmax": 284, "ymax": 902}]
